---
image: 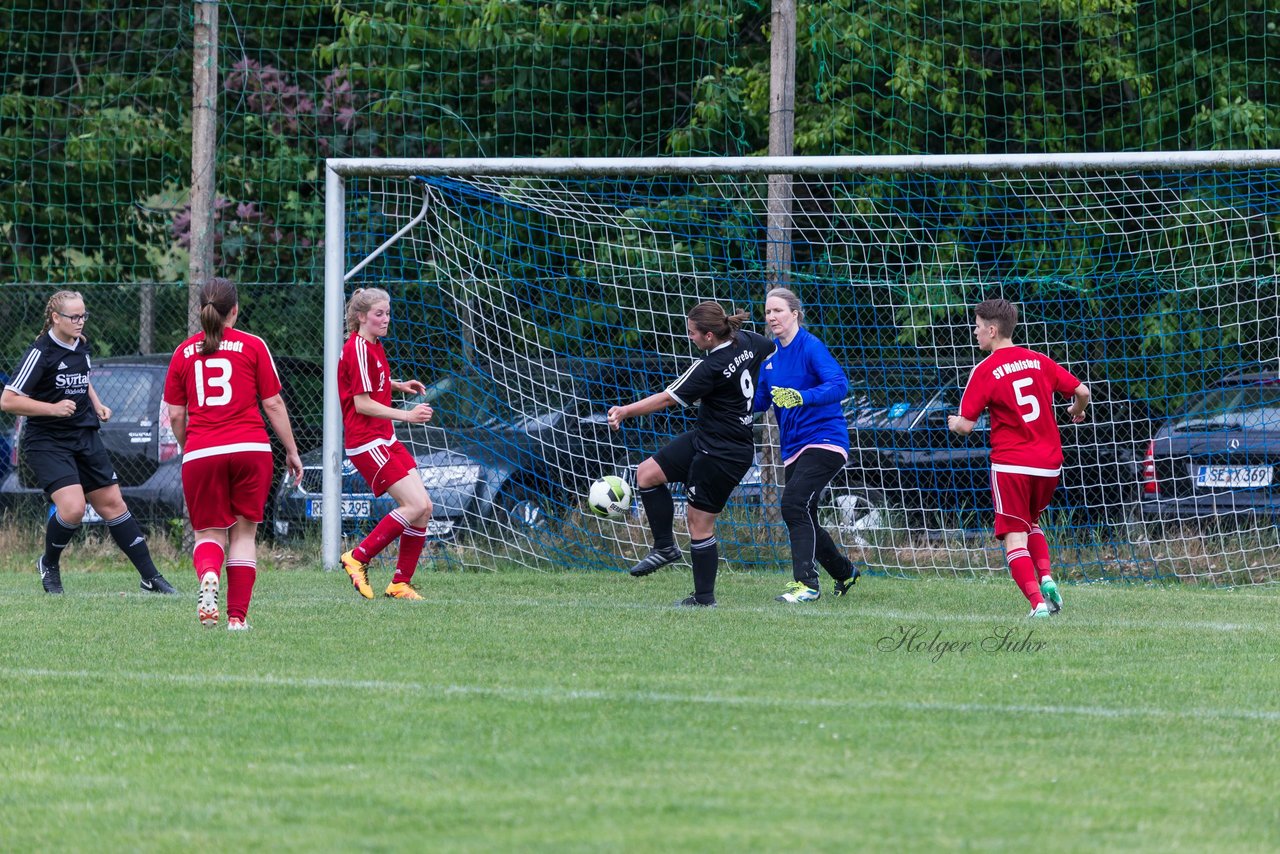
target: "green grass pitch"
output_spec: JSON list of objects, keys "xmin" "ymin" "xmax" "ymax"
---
[{"xmin": 1, "ymin": 564, "xmax": 1278, "ymax": 851}]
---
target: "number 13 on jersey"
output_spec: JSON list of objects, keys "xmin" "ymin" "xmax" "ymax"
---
[{"xmin": 194, "ymin": 358, "xmax": 234, "ymax": 406}]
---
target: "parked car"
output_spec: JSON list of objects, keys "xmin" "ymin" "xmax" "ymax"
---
[
  {"xmin": 272, "ymin": 355, "xmax": 767, "ymax": 541},
  {"xmin": 1140, "ymin": 370, "xmax": 1280, "ymax": 523},
  {"xmin": 0, "ymin": 354, "xmax": 324, "ymax": 528},
  {"xmin": 826, "ymin": 362, "xmax": 1156, "ymax": 533}
]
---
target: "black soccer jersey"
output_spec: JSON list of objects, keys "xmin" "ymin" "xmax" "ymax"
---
[
  {"xmin": 4, "ymin": 333, "xmax": 99, "ymax": 436},
  {"xmin": 666, "ymin": 328, "xmax": 774, "ymax": 462}
]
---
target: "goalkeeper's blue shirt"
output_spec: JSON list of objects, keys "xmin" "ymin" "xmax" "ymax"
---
[{"xmin": 752, "ymin": 327, "xmax": 850, "ymax": 462}]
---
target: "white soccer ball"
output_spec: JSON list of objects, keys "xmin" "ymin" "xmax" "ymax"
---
[{"xmin": 587, "ymin": 475, "xmax": 632, "ymax": 519}]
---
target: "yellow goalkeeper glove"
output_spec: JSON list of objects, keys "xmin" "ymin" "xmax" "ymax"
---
[{"xmin": 771, "ymin": 387, "xmax": 803, "ymax": 409}]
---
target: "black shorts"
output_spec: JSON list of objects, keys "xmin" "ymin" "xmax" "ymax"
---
[
  {"xmin": 653, "ymin": 430, "xmax": 752, "ymax": 514},
  {"xmin": 22, "ymin": 429, "xmax": 118, "ymax": 498}
]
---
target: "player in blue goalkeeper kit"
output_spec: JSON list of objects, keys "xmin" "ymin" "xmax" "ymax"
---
[{"xmin": 753, "ymin": 288, "xmax": 861, "ymax": 603}]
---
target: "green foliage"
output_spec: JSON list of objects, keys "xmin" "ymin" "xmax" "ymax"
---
[
  {"xmin": 320, "ymin": 0, "xmax": 755, "ymax": 158},
  {"xmin": 1, "ymin": 0, "xmax": 1277, "ymax": 381},
  {"xmin": 797, "ymin": 0, "xmax": 1277, "ymax": 155},
  {"xmin": 0, "ymin": 2, "xmax": 191, "ymax": 285}
]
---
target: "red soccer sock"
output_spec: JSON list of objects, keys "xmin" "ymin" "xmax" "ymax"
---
[
  {"xmin": 393, "ymin": 525, "xmax": 427, "ymax": 584},
  {"xmin": 193, "ymin": 540, "xmax": 224, "ymax": 582},
  {"xmin": 225, "ymin": 560, "xmax": 257, "ymax": 622},
  {"xmin": 1007, "ymin": 547, "xmax": 1045, "ymax": 607},
  {"xmin": 353, "ymin": 510, "xmax": 410, "ymax": 564},
  {"xmin": 1028, "ymin": 526, "xmax": 1053, "ymax": 580}
]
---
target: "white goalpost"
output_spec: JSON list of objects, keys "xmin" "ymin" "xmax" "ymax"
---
[{"xmin": 322, "ymin": 151, "xmax": 1280, "ymax": 585}]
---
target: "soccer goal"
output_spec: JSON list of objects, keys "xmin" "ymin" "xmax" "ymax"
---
[{"xmin": 322, "ymin": 152, "xmax": 1280, "ymax": 585}]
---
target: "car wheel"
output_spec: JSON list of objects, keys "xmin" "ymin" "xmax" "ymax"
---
[
  {"xmin": 505, "ymin": 497, "xmax": 550, "ymax": 530},
  {"xmin": 822, "ymin": 487, "xmax": 893, "ymax": 547},
  {"xmin": 478, "ymin": 484, "xmax": 552, "ymax": 537},
  {"xmin": 1120, "ymin": 498, "xmax": 1162, "ymax": 544}
]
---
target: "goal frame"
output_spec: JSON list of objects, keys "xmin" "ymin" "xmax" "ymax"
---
[{"xmin": 321, "ymin": 150, "xmax": 1280, "ymax": 568}]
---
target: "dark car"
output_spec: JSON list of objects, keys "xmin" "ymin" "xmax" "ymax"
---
[
  {"xmin": 1140, "ymin": 370, "xmax": 1280, "ymax": 523},
  {"xmin": 273, "ymin": 358, "xmax": 655, "ymax": 541},
  {"xmin": 0, "ymin": 354, "xmax": 324, "ymax": 528},
  {"xmin": 272, "ymin": 355, "xmax": 766, "ymax": 542},
  {"xmin": 826, "ymin": 362, "xmax": 1155, "ymax": 535}
]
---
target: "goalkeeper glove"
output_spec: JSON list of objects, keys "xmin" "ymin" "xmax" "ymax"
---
[{"xmin": 771, "ymin": 387, "xmax": 803, "ymax": 409}]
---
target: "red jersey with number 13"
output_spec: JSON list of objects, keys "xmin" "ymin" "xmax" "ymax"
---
[
  {"xmin": 959, "ymin": 346, "xmax": 1081, "ymax": 472},
  {"xmin": 338, "ymin": 332, "xmax": 394, "ymax": 452},
  {"xmin": 163, "ymin": 328, "xmax": 282, "ymax": 456}
]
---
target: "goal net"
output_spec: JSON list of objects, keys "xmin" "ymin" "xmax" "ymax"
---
[{"xmin": 323, "ymin": 154, "xmax": 1280, "ymax": 585}]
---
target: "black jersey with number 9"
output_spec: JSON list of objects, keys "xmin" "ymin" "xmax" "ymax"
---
[{"xmin": 664, "ymin": 329, "xmax": 774, "ymax": 463}]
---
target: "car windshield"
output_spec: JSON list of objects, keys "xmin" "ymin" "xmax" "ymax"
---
[
  {"xmin": 404, "ymin": 360, "xmax": 663, "ymax": 432},
  {"xmin": 1176, "ymin": 385, "xmax": 1280, "ymax": 431},
  {"xmin": 92, "ymin": 366, "xmax": 159, "ymax": 422},
  {"xmin": 843, "ymin": 368, "xmax": 947, "ymax": 426},
  {"xmin": 404, "ymin": 368, "xmax": 604, "ymax": 430}
]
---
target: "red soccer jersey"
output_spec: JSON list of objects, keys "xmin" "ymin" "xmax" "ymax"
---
[
  {"xmin": 960, "ymin": 345, "xmax": 1081, "ymax": 472},
  {"xmin": 164, "ymin": 328, "xmax": 283, "ymax": 458},
  {"xmin": 338, "ymin": 331, "xmax": 394, "ymax": 453}
]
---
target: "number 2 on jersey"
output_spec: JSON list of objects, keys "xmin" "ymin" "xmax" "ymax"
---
[
  {"xmin": 194, "ymin": 358, "xmax": 234, "ymax": 406},
  {"xmin": 1012, "ymin": 377, "xmax": 1041, "ymax": 423}
]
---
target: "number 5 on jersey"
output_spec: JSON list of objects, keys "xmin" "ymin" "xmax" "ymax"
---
[
  {"xmin": 194, "ymin": 358, "xmax": 234, "ymax": 406},
  {"xmin": 1012, "ymin": 377, "xmax": 1040, "ymax": 423}
]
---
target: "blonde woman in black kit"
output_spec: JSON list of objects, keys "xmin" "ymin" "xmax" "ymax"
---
[{"xmin": 1, "ymin": 290, "xmax": 177, "ymax": 595}]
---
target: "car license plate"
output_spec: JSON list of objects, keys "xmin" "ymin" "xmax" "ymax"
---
[
  {"xmin": 1194, "ymin": 465, "xmax": 1273, "ymax": 488},
  {"xmin": 306, "ymin": 498, "xmax": 372, "ymax": 519},
  {"xmin": 426, "ymin": 519, "xmax": 454, "ymax": 537}
]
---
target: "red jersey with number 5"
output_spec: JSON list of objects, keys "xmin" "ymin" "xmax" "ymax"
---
[
  {"xmin": 960, "ymin": 346, "xmax": 1081, "ymax": 472},
  {"xmin": 164, "ymin": 328, "xmax": 283, "ymax": 457},
  {"xmin": 337, "ymin": 332, "xmax": 394, "ymax": 452}
]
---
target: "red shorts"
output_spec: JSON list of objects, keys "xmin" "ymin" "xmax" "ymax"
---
[
  {"xmin": 182, "ymin": 450, "xmax": 274, "ymax": 531},
  {"xmin": 989, "ymin": 467, "xmax": 1059, "ymax": 539},
  {"xmin": 348, "ymin": 439, "xmax": 417, "ymax": 497}
]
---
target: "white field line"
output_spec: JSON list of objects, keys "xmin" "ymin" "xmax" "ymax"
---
[
  {"xmin": 1, "ymin": 588, "xmax": 1275, "ymax": 633},
  {"xmin": 4, "ymin": 666, "xmax": 1278, "ymax": 722}
]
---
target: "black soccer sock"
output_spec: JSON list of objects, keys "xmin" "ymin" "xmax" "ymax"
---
[
  {"xmin": 105, "ymin": 511, "xmax": 160, "ymax": 580},
  {"xmin": 689, "ymin": 535, "xmax": 718, "ymax": 602},
  {"xmin": 638, "ymin": 484, "xmax": 676, "ymax": 550},
  {"xmin": 43, "ymin": 512, "xmax": 80, "ymax": 569}
]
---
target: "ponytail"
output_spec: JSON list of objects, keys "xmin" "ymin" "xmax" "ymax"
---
[
  {"xmin": 687, "ymin": 301, "xmax": 747, "ymax": 342},
  {"xmin": 198, "ymin": 277, "xmax": 238, "ymax": 355}
]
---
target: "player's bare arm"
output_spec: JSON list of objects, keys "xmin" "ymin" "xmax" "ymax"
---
[
  {"xmin": 608, "ymin": 391, "xmax": 675, "ymax": 431},
  {"xmin": 1067, "ymin": 383, "xmax": 1091, "ymax": 423},
  {"xmin": 0, "ymin": 387, "xmax": 76, "ymax": 418},
  {"xmin": 87, "ymin": 381, "xmax": 111, "ymax": 422},
  {"xmin": 261, "ymin": 394, "xmax": 304, "ymax": 486},
  {"xmin": 166, "ymin": 403, "xmax": 188, "ymax": 449},
  {"xmin": 352, "ymin": 391, "xmax": 432, "ymax": 424},
  {"xmin": 948, "ymin": 414, "xmax": 976, "ymax": 436},
  {"xmin": 392, "ymin": 378, "xmax": 426, "ymax": 395}
]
